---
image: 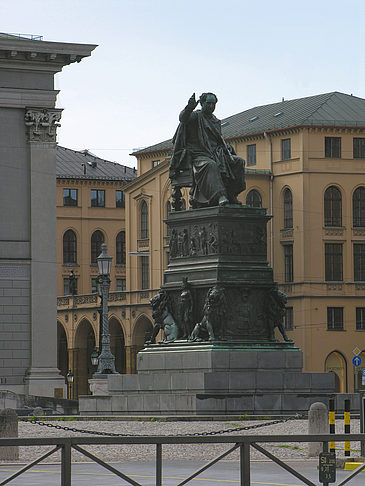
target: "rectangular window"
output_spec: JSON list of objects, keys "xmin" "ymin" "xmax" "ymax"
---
[
  {"xmin": 63, "ymin": 188, "xmax": 78, "ymax": 206},
  {"xmin": 63, "ymin": 278, "xmax": 70, "ymax": 296},
  {"xmin": 284, "ymin": 307, "xmax": 293, "ymax": 330},
  {"xmin": 281, "ymin": 139, "xmax": 291, "ymax": 161},
  {"xmin": 116, "ymin": 190, "xmax": 125, "ymax": 208},
  {"xmin": 152, "ymin": 160, "xmax": 160, "ymax": 168},
  {"xmin": 325, "ymin": 243, "xmax": 343, "ymax": 281},
  {"xmin": 327, "ymin": 307, "xmax": 344, "ymax": 330},
  {"xmin": 325, "ymin": 137, "xmax": 341, "ymax": 158},
  {"xmin": 353, "ymin": 138, "xmax": 365, "ymax": 159},
  {"xmin": 91, "ymin": 278, "xmax": 98, "ymax": 294},
  {"xmin": 356, "ymin": 307, "xmax": 365, "ymax": 330},
  {"xmin": 91, "ymin": 189, "xmax": 105, "ymax": 207},
  {"xmin": 116, "ymin": 278, "xmax": 126, "ymax": 291},
  {"xmin": 141, "ymin": 256, "xmax": 149, "ymax": 290},
  {"xmin": 284, "ymin": 244, "xmax": 293, "ymax": 282},
  {"xmin": 354, "ymin": 243, "xmax": 365, "ymax": 281},
  {"xmin": 247, "ymin": 144, "xmax": 256, "ymax": 166}
]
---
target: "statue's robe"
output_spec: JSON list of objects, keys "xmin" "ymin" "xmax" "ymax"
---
[{"xmin": 170, "ymin": 106, "xmax": 245, "ymax": 206}]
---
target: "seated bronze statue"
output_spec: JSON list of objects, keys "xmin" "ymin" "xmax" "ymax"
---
[{"xmin": 169, "ymin": 92, "xmax": 246, "ymax": 209}]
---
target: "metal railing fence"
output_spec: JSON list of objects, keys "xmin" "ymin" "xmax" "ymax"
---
[{"xmin": 0, "ymin": 433, "xmax": 365, "ymax": 486}]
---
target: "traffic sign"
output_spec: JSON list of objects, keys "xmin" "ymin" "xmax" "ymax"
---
[
  {"xmin": 353, "ymin": 347, "xmax": 361, "ymax": 356},
  {"xmin": 352, "ymin": 356, "xmax": 362, "ymax": 367},
  {"xmin": 319, "ymin": 452, "xmax": 336, "ymax": 483}
]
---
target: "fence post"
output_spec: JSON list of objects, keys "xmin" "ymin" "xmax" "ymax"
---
[
  {"xmin": 156, "ymin": 443, "xmax": 162, "ymax": 486},
  {"xmin": 308, "ymin": 402, "xmax": 328, "ymax": 457},
  {"xmin": 0, "ymin": 408, "xmax": 19, "ymax": 460},
  {"xmin": 61, "ymin": 440, "xmax": 72, "ymax": 486},
  {"xmin": 240, "ymin": 441, "xmax": 250, "ymax": 485}
]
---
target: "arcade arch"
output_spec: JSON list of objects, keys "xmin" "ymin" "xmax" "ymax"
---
[
  {"xmin": 131, "ymin": 315, "xmax": 153, "ymax": 373},
  {"xmin": 325, "ymin": 350, "xmax": 347, "ymax": 393},
  {"xmin": 73, "ymin": 319, "xmax": 96, "ymax": 397},
  {"xmin": 109, "ymin": 317, "xmax": 126, "ymax": 374}
]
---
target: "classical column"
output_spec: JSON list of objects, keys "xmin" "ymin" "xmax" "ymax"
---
[{"xmin": 24, "ymin": 108, "xmax": 67, "ymax": 397}]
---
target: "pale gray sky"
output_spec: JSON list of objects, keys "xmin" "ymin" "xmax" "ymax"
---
[{"xmin": 2, "ymin": 0, "xmax": 364, "ymax": 167}]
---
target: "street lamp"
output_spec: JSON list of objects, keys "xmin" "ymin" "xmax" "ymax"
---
[
  {"xmin": 91, "ymin": 348, "xmax": 99, "ymax": 366},
  {"xmin": 93, "ymin": 243, "xmax": 118, "ymax": 376},
  {"xmin": 66, "ymin": 369, "xmax": 74, "ymax": 399}
]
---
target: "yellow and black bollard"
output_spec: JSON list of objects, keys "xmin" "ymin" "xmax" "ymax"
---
[
  {"xmin": 344, "ymin": 399, "xmax": 351, "ymax": 457},
  {"xmin": 329, "ymin": 398, "xmax": 336, "ymax": 454}
]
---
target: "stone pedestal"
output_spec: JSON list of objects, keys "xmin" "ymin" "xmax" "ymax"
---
[
  {"xmin": 164, "ymin": 206, "xmax": 273, "ymax": 340},
  {"xmin": 80, "ymin": 342, "xmax": 335, "ymax": 415}
]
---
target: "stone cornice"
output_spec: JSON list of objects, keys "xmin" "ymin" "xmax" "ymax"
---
[
  {"xmin": 0, "ymin": 87, "xmax": 59, "ymax": 108},
  {"xmin": 0, "ymin": 38, "xmax": 97, "ymax": 72}
]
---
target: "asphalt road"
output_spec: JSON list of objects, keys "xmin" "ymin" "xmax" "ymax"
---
[{"xmin": 0, "ymin": 459, "xmax": 364, "ymax": 485}]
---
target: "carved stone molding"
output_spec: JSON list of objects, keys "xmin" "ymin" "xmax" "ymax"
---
[
  {"xmin": 327, "ymin": 283, "xmax": 343, "ymax": 291},
  {"xmin": 137, "ymin": 238, "xmax": 150, "ymax": 249},
  {"xmin": 57, "ymin": 296, "xmax": 69, "ymax": 306},
  {"xmin": 280, "ymin": 228, "xmax": 294, "ymax": 239},
  {"xmin": 355, "ymin": 283, "xmax": 365, "ymax": 290},
  {"xmin": 353, "ymin": 228, "xmax": 365, "ymax": 237},
  {"xmin": 109, "ymin": 292, "xmax": 126, "ymax": 302},
  {"xmin": 25, "ymin": 107, "xmax": 62, "ymax": 142},
  {"xmin": 324, "ymin": 228, "xmax": 344, "ymax": 236},
  {"xmin": 74, "ymin": 294, "xmax": 97, "ymax": 305}
]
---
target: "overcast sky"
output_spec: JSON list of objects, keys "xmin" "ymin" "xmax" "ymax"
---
[{"xmin": 2, "ymin": 0, "xmax": 364, "ymax": 167}]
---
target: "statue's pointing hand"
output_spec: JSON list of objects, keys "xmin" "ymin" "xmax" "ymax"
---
[{"xmin": 187, "ymin": 93, "xmax": 199, "ymax": 110}]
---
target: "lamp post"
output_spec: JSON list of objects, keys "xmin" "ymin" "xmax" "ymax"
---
[
  {"xmin": 91, "ymin": 348, "xmax": 99, "ymax": 367},
  {"xmin": 66, "ymin": 369, "xmax": 74, "ymax": 399},
  {"xmin": 94, "ymin": 243, "xmax": 118, "ymax": 375}
]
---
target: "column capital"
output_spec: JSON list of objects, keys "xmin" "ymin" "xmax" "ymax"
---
[{"xmin": 24, "ymin": 107, "xmax": 63, "ymax": 142}]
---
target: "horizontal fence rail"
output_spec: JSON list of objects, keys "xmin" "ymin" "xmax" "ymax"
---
[{"xmin": 0, "ymin": 433, "xmax": 365, "ymax": 485}]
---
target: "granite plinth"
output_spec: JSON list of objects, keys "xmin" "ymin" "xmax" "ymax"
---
[{"xmin": 79, "ymin": 344, "xmax": 335, "ymax": 415}]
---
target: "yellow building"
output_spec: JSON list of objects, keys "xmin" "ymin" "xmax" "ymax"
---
[
  {"xmin": 56, "ymin": 147, "xmax": 139, "ymax": 397},
  {"xmin": 127, "ymin": 92, "xmax": 365, "ymax": 395}
]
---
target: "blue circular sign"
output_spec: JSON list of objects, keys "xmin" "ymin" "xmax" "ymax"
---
[{"xmin": 352, "ymin": 356, "xmax": 362, "ymax": 367}]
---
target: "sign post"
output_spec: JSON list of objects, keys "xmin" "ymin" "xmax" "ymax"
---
[
  {"xmin": 352, "ymin": 355, "xmax": 362, "ymax": 393},
  {"xmin": 319, "ymin": 452, "xmax": 336, "ymax": 484}
]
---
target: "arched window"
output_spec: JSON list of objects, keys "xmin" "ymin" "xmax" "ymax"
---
[
  {"xmin": 91, "ymin": 230, "xmax": 104, "ymax": 264},
  {"xmin": 63, "ymin": 230, "xmax": 77, "ymax": 264},
  {"xmin": 140, "ymin": 201, "xmax": 148, "ymax": 239},
  {"xmin": 116, "ymin": 231, "xmax": 126, "ymax": 265},
  {"xmin": 324, "ymin": 186, "xmax": 342, "ymax": 227},
  {"xmin": 246, "ymin": 189, "xmax": 262, "ymax": 208},
  {"xmin": 353, "ymin": 187, "xmax": 365, "ymax": 227},
  {"xmin": 283, "ymin": 188, "xmax": 293, "ymax": 229}
]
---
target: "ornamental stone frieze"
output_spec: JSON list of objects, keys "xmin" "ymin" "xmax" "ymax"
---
[{"xmin": 24, "ymin": 107, "xmax": 62, "ymax": 142}]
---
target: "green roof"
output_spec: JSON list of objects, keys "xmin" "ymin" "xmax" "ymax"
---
[{"xmin": 133, "ymin": 92, "xmax": 365, "ymax": 155}]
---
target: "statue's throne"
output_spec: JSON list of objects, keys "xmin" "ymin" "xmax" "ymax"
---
[{"xmin": 170, "ymin": 160, "xmax": 194, "ymax": 211}]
